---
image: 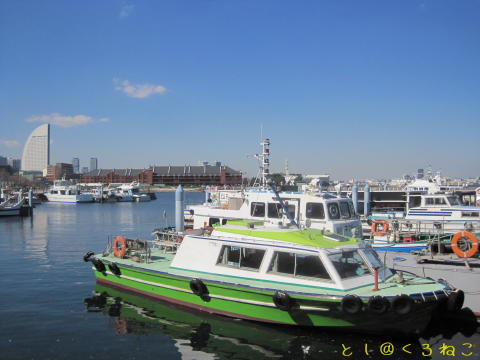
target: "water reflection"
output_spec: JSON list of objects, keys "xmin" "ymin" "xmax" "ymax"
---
[{"xmin": 85, "ymin": 283, "xmax": 479, "ymax": 360}]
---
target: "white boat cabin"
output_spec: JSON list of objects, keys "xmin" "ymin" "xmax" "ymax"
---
[
  {"xmin": 171, "ymin": 225, "xmax": 391, "ymax": 291},
  {"xmin": 188, "ymin": 189, "xmax": 362, "ymax": 238}
]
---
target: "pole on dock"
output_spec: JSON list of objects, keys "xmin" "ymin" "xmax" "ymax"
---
[
  {"xmin": 99, "ymin": 185, "xmax": 104, "ymax": 203},
  {"xmin": 352, "ymin": 183, "xmax": 358, "ymax": 214},
  {"xmin": 0, "ymin": 188, "xmax": 4, "ymax": 202},
  {"xmin": 364, "ymin": 184, "xmax": 371, "ymax": 217},
  {"xmin": 28, "ymin": 189, "xmax": 33, "ymax": 216},
  {"xmin": 175, "ymin": 185, "xmax": 185, "ymax": 232}
]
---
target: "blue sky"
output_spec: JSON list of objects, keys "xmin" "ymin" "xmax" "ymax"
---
[{"xmin": 0, "ymin": 0, "xmax": 479, "ymax": 179}]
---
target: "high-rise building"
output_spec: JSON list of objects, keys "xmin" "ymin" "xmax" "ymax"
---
[
  {"xmin": 81, "ymin": 166, "xmax": 89, "ymax": 174},
  {"xmin": 417, "ymin": 168, "xmax": 424, "ymax": 179},
  {"xmin": 72, "ymin": 157, "xmax": 80, "ymax": 174},
  {"xmin": 7, "ymin": 158, "xmax": 21, "ymax": 171},
  {"xmin": 90, "ymin": 157, "xmax": 98, "ymax": 172},
  {"xmin": 21, "ymin": 123, "xmax": 50, "ymax": 172},
  {"xmin": 0, "ymin": 156, "xmax": 6, "ymax": 166}
]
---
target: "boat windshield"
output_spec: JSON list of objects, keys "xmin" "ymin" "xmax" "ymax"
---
[
  {"xmin": 447, "ymin": 196, "xmax": 461, "ymax": 206},
  {"xmin": 327, "ymin": 250, "xmax": 370, "ymax": 278}
]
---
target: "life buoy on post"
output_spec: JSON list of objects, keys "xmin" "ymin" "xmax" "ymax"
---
[
  {"xmin": 371, "ymin": 220, "xmax": 389, "ymax": 236},
  {"xmin": 113, "ymin": 236, "xmax": 127, "ymax": 258},
  {"xmin": 451, "ymin": 231, "xmax": 479, "ymax": 258}
]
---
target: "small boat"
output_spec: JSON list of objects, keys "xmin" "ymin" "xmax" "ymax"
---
[
  {"xmin": 0, "ymin": 194, "xmax": 25, "ymax": 216},
  {"xmin": 45, "ymin": 179, "xmax": 94, "ymax": 203},
  {"xmin": 84, "ymin": 221, "xmax": 463, "ymax": 334}
]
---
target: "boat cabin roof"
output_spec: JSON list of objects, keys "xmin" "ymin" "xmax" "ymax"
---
[{"xmin": 212, "ymin": 222, "xmax": 359, "ymax": 249}]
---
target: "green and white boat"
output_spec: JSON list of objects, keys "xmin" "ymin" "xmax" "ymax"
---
[{"xmin": 84, "ymin": 220, "xmax": 464, "ymax": 335}]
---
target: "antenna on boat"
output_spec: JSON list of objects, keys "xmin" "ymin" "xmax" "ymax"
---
[{"xmin": 250, "ymin": 137, "xmax": 271, "ymax": 189}]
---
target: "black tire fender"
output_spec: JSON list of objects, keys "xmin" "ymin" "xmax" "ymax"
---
[
  {"xmin": 91, "ymin": 258, "xmax": 106, "ymax": 273},
  {"xmin": 190, "ymin": 279, "xmax": 208, "ymax": 296},
  {"xmin": 368, "ymin": 295, "xmax": 390, "ymax": 314},
  {"xmin": 447, "ymin": 289, "xmax": 464, "ymax": 312},
  {"xmin": 272, "ymin": 290, "xmax": 293, "ymax": 311},
  {"xmin": 341, "ymin": 295, "xmax": 363, "ymax": 314},
  {"xmin": 108, "ymin": 262, "xmax": 121, "ymax": 276},
  {"xmin": 83, "ymin": 251, "xmax": 94, "ymax": 262},
  {"xmin": 392, "ymin": 294, "xmax": 413, "ymax": 315}
]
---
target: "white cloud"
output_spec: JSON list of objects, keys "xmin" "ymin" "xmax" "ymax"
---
[
  {"xmin": 119, "ymin": 3, "xmax": 135, "ymax": 19},
  {"xmin": 26, "ymin": 113, "xmax": 110, "ymax": 128},
  {"xmin": 114, "ymin": 79, "xmax": 167, "ymax": 98},
  {"xmin": 0, "ymin": 140, "xmax": 19, "ymax": 147}
]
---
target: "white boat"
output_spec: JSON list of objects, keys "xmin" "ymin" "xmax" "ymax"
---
[
  {"xmin": 405, "ymin": 193, "xmax": 480, "ymax": 232},
  {"xmin": 188, "ymin": 138, "xmax": 362, "ymax": 238},
  {"xmin": 0, "ymin": 194, "xmax": 24, "ymax": 216},
  {"xmin": 45, "ymin": 180, "xmax": 94, "ymax": 203},
  {"xmin": 107, "ymin": 182, "xmax": 150, "ymax": 202}
]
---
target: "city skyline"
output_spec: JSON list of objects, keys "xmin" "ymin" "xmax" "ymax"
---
[{"xmin": 1, "ymin": 1, "xmax": 479, "ymax": 179}]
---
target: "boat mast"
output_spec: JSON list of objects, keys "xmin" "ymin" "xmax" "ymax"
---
[{"xmin": 253, "ymin": 138, "xmax": 270, "ymax": 189}]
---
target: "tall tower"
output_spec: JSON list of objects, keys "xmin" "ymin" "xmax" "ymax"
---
[
  {"xmin": 90, "ymin": 157, "xmax": 98, "ymax": 172},
  {"xmin": 21, "ymin": 123, "xmax": 50, "ymax": 172},
  {"xmin": 72, "ymin": 157, "xmax": 80, "ymax": 174}
]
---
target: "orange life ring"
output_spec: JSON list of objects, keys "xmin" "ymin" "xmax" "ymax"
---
[
  {"xmin": 371, "ymin": 220, "xmax": 389, "ymax": 236},
  {"xmin": 113, "ymin": 236, "xmax": 127, "ymax": 258},
  {"xmin": 451, "ymin": 231, "xmax": 479, "ymax": 258}
]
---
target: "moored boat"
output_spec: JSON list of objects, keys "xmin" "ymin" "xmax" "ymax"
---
[
  {"xmin": 45, "ymin": 179, "xmax": 94, "ymax": 203},
  {"xmin": 84, "ymin": 221, "xmax": 463, "ymax": 334}
]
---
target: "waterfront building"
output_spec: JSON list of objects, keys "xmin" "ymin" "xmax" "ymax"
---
[
  {"xmin": 46, "ymin": 163, "xmax": 74, "ymax": 182},
  {"xmin": 72, "ymin": 157, "xmax": 80, "ymax": 174},
  {"xmin": 90, "ymin": 157, "xmax": 98, "ymax": 172},
  {"xmin": 21, "ymin": 124, "xmax": 50, "ymax": 172},
  {"xmin": 80, "ymin": 164, "xmax": 242, "ymax": 186}
]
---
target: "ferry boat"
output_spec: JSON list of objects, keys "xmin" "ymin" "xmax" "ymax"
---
[
  {"xmin": 84, "ymin": 221, "xmax": 463, "ymax": 334},
  {"xmin": 188, "ymin": 139, "xmax": 362, "ymax": 238},
  {"xmin": 45, "ymin": 180, "xmax": 94, "ymax": 203}
]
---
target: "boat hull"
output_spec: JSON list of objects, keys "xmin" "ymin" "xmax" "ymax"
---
[
  {"xmin": 46, "ymin": 194, "xmax": 94, "ymax": 203},
  {"xmin": 91, "ymin": 261, "xmax": 437, "ymax": 335}
]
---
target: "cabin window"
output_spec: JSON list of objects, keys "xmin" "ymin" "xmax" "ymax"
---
[
  {"xmin": 209, "ymin": 218, "xmax": 220, "ymax": 226},
  {"xmin": 425, "ymin": 198, "xmax": 434, "ymax": 205},
  {"xmin": 462, "ymin": 212, "xmax": 479, "ymax": 217},
  {"xmin": 267, "ymin": 203, "xmax": 296, "ymax": 219},
  {"xmin": 327, "ymin": 203, "xmax": 340, "ymax": 219},
  {"xmin": 434, "ymin": 198, "xmax": 447, "ymax": 205},
  {"xmin": 348, "ymin": 202, "xmax": 356, "ymax": 217},
  {"xmin": 60, "ymin": 190, "xmax": 65, "ymax": 195},
  {"xmin": 250, "ymin": 202, "xmax": 265, "ymax": 217},
  {"xmin": 268, "ymin": 251, "xmax": 331, "ymax": 280},
  {"xmin": 217, "ymin": 245, "xmax": 265, "ymax": 270},
  {"xmin": 306, "ymin": 203, "xmax": 325, "ymax": 219},
  {"xmin": 447, "ymin": 196, "xmax": 461, "ymax": 206},
  {"xmin": 339, "ymin": 202, "xmax": 351, "ymax": 219},
  {"xmin": 327, "ymin": 250, "xmax": 370, "ymax": 278}
]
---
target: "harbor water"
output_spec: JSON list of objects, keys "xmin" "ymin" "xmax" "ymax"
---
[{"xmin": 1, "ymin": 192, "xmax": 478, "ymax": 360}]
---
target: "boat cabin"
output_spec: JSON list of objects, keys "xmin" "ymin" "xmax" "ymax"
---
[
  {"xmin": 189, "ymin": 190, "xmax": 362, "ymax": 238},
  {"xmin": 170, "ymin": 224, "xmax": 391, "ymax": 291}
]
